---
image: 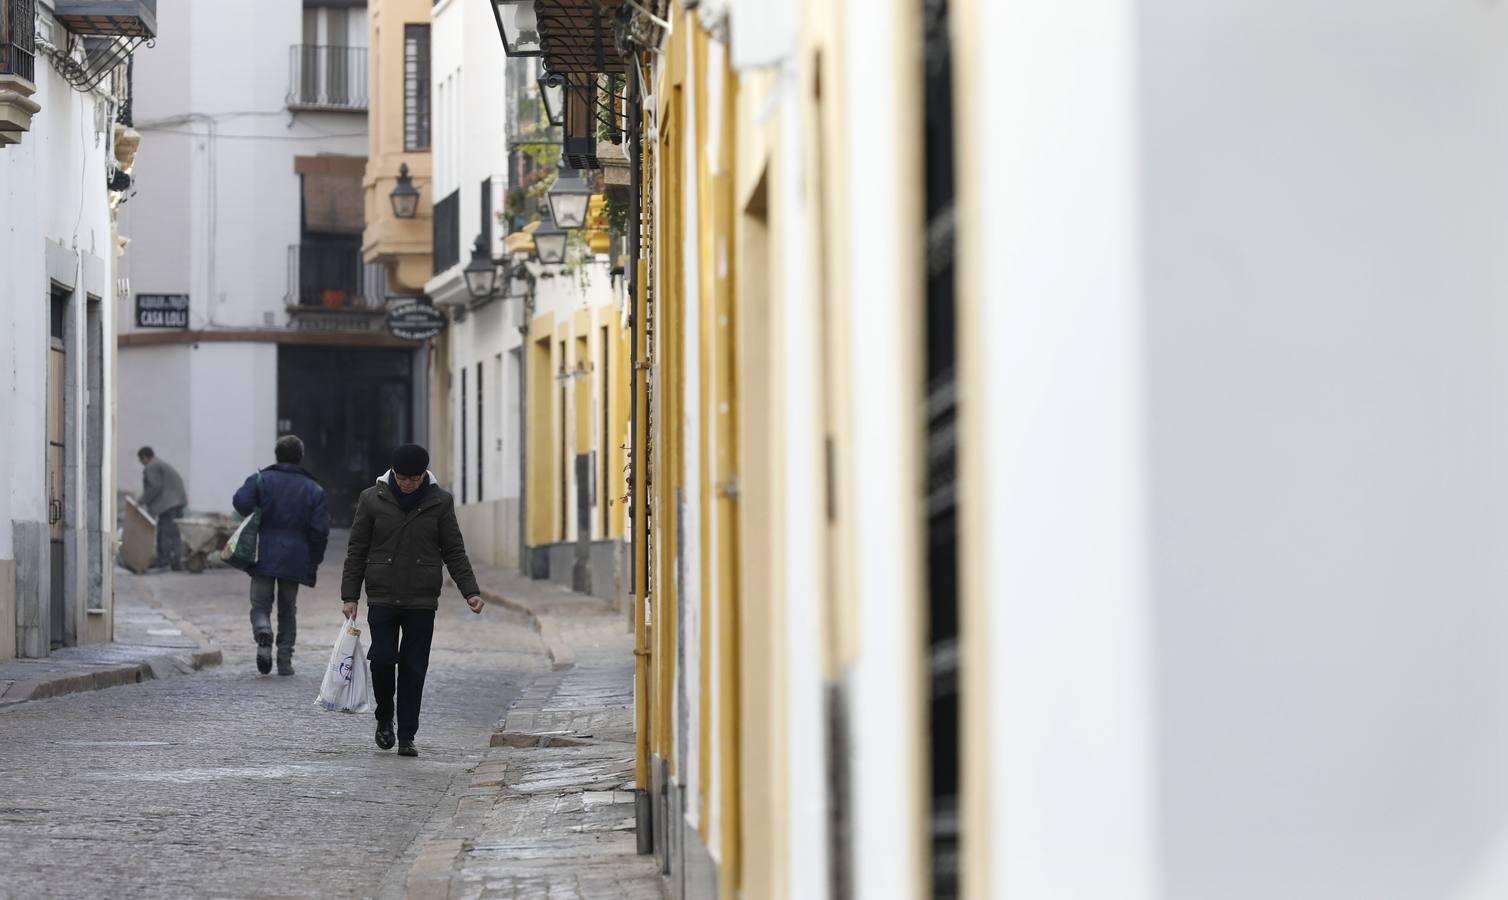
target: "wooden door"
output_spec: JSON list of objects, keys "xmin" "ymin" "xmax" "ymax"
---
[{"xmin": 48, "ymin": 294, "xmax": 66, "ymax": 648}]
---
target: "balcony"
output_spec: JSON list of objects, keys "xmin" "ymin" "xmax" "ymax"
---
[
  {"xmin": 0, "ymin": 0, "xmax": 39, "ymax": 146},
  {"xmin": 287, "ymin": 45, "xmax": 367, "ymax": 112},
  {"xmin": 1, "ymin": 0, "xmax": 36, "ymax": 83},
  {"xmin": 52, "ymin": 0, "xmax": 156, "ymax": 38},
  {"xmin": 286, "ymin": 242, "xmax": 386, "ymax": 311}
]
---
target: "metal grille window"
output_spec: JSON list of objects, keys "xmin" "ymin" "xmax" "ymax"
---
[
  {"xmin": 460, "ymin": 366, "xmax": 468, "ymax": 503},
  {"xmin": 289, "ymin": 45, "xmax": 367, "ymax": 111},
  {"xmin": 476, "ymin": 361, "xmax": 484, "ymax": 502},
  {"xmin": 923, "ymin": 0, "xmax": 960, "ymax": 896},
  {"xmin": 403, "ymin": 24, "xmax": 430, "ymax": 150},
  {"xmin": 480, "ymin": 177, "xmax": 493, "ymax": 252},
  {"xmin": 1, "ymin": 0, "xmax": 37, "ymax": 83},
  {"xmin": 433, "ymin": 188, "xmax": 460, "ymax": 274}
]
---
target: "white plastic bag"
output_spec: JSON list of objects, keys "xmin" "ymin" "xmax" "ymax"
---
[{"xmin": 316, "ymin": 617, "xmax": 374, "ymax": 713}]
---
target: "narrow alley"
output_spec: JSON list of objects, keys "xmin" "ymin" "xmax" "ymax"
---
[{"xmin": 0, "ymin": 534, "xmax": 659, "ymax": 899}]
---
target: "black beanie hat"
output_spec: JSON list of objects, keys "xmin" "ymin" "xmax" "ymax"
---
[{"xmin": 391, "ymin": 444, "xmax": 430, "ymax": 477}]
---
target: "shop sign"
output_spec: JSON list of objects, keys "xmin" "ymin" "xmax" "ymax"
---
[
  {"xmin": 386, "ymin": 300, "xmax": 447, "ymax": 341},
  {"xmin": 135, "ymin": 294, "xmax": 189, "ymax": 328}
]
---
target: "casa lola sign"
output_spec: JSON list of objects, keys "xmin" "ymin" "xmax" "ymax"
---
[
  {"xmin": 135, "ymin": 294, "xmax": 189, "ymax": 328},
  {"xmin": 386, "ymin": 300, "xmax": 447, "ymax": 341}
]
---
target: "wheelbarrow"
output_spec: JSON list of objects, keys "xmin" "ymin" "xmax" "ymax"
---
[{"xmin": 176, "ymin": 513, "xmax": 239, "ymax": 574}]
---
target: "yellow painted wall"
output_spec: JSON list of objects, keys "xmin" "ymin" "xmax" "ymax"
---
[
  {"xmin": 731, "ymin": 63, "xmax": 786, "ymax": 900},
  {"xmin": 652, "ymin": 68, "xmax": 685, "ymax": 771},
  {"xmin": 527, "ymin": 313, "xmax": 555, "ymax": 545},
  {"xmin": 362, "ymin": 0, "xmax": 434, "ymax": 294}
]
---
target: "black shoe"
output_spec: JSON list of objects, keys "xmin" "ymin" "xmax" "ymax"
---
[
  {"xmin": 255, "ymin": 634, "xmax": 272, "ymax": 675},
  {"xmin": 375, "ymin": 722, "xmax": 396, "ymax": 750},
  {"xmin": 397, "ymin": 740, "xmax": 418, "ymax": 757},
  {"xmin": 276, "ymin": 655, "xmax": 294, "ymax": 677}
]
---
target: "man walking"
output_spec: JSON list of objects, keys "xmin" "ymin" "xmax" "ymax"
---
[
  {"xmin": 137, "ymin": 446, "xmax": 188, "ymax": 571},
  {"xmin": 232, "ymin": 435, "xmax": 330, "ymax": 676},
  {"xmin": 341, "ymin": 444, "xmax": 484, "ymax": 757}
]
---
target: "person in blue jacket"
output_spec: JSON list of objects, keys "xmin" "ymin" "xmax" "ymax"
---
[{"xmin": 232, "ymin": 435, "xmax": 330, "ymax": 676}]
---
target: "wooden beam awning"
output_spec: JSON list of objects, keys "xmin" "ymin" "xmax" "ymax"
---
[{"xmin": 539, "ymin": 0, "xmax": 628, "ymax": 75}]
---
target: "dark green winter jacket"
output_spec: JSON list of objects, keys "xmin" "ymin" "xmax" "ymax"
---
[{"xmin": 340, "ymin": 474, "xmax": 480, "ymax": 609}]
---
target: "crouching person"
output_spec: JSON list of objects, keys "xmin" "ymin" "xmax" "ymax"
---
[{"xmin": 340, "ymin": 444, "xmax": 485, "ymax": 757}]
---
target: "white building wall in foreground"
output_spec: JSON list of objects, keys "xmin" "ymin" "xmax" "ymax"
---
[{"xmin": 978, "ymin": 2, "xmax": 1508, "ymax": 898}]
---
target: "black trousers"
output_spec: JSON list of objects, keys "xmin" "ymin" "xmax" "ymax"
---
[{"xmin": 366, "ymin": 606, "xmax": 435, "ymax": 741}]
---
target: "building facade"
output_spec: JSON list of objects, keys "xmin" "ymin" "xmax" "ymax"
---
[
  {"xmin": 118, "ymin": 0, "xmax": 422, "ymax": 526},
  {"xmin": 362, "ymin": 0, "xmax": 435, "ymax": 481},
  {"xmin": 422, "ymin": 0, "xmax": 517, "ymax": 567},
  {"xmin": 500, "ymin": 1, "xmax": 1508, "ymax": 898},
  {"xmin": 0, "ymin": 0, "xmax": 149, "ymax": 659},
  {"xmin": 414, "ymin": 2, "xmax": 630, "ymax": 601}
]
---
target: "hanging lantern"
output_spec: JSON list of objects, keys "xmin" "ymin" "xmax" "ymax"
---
[
  {"xmin": 537, "ymin": 71, "xmax": 564, "ymax": 127},
  {"xmin": 491, "ymin": 0, "xmax": 543, "ymax": 57},
  {"xmin": 389, "ymin": 163, "xmax": 420, "ymax": 219},
  {"xmin": 532, "ymin": 210, "xmax": 568, "ymax": 266},
  {"xmin": 547, "ymin": 165, "xmax": 593, "ymax": 230},
  {"xmin": 463, "ymin": 234, "xmax": 499, "ymax": 299}
]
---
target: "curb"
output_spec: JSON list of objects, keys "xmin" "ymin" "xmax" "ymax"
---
[
  {"xmin": 479, "ymin": 588, "xmax": 576, "ymax": 670},
  {"xmin": 0, "ymin": 647, "xmax": 223, "ymax": 708}
]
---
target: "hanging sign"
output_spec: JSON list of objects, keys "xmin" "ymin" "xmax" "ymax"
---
[
  {"xmin": 135, "ymin": 294, "xmax": 190, "ymax": 328},
  {"xmin": 386, "ymin": 300, "xmax": 447, "ymax": 341}
]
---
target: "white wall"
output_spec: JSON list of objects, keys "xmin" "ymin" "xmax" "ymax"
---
[
  {"xmin": 116, "ymin": 343, "xmax": 275, "ymax": 515},
  {"xmin": 122, "ymin": 0, "xmax": 363, "ymax": 333},
  {"xmin": 0, "ymin": 6, "xmax": 124, "ymax": 655},
  {"xmin": 429, "ymin": 0, "xmax": 509, "ymax": 278},
  {"xmin": 979, "ymin": 2, "xmax": 1508, "ymax": 898},
  {"xmin": 1137, "ymin": 3, "xmax": 1508, "ymax": 897},
  {"xmin": 117, "ymin": 0, "xmax": 369, "ymax": 512},
  {"xmin": 0, "ymin": 121, "xmax": 45, "ymax": 550},
  {"xmin": 117, "ymin": 345, "xmax": 190, "ymax": 493},
  {"xmin": 121, "ymin": 0, "xmax": 368, "ymax": 323}
]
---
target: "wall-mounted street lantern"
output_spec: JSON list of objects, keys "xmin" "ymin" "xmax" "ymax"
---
[
  {"xmin": 491, "ymin": 0, "xmax": 543, "ymax": 57},
  {"xmin": 538, "ymin": 71, "xmax": 564, "ymax": 126},
  {"xmin": 508, "ymin": 263, "xmax": 536, "ymax": 300},
  {"xmin": 562, "ymin": 74, "xmax": 598, "ymax": 169},
  {"xmin": 533, "ymin": 211, "xmax": 568, "ymax": 266},
  {"xmin": 464, "ymin": 234, "xmax": 499, "ymax": 300},
  {"xmin": 390, "ymin": 163, "xmax": 420, "ymax": 219},
  {"xmin": 547, "ymin": 165, "xmax": 593, "ymax": 230}
]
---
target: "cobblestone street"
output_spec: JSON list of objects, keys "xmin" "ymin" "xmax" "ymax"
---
[{"xmin": 0, "ymin": 532, "xmax": 554, "ymax": 899}]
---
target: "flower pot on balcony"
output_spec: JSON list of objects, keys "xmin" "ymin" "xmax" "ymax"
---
[{"xmin": 321, "ymin": 290, "xmax": 347, "ymax": 308}]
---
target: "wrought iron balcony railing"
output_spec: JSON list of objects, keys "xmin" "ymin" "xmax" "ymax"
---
[
  {"xmin": 286, "ymin": 242, "xmax": 386, "ymax": 310},
  {"xmin": 287, "ymin": 44, "xmax": 367, "ymax": 112}
]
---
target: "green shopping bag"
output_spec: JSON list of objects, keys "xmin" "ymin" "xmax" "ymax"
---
[{"xmin": 221, "ymin": 472, "xmax": 262, "ymax": 572}]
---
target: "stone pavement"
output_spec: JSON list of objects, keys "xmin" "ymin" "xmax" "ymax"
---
[
  {"xmin": 0, "ymin": 576, "xmax": 221, "ymax": 708},
  {"xmin": 0, "ymin": 534, "xmax": 663, "ymax": 899},
  {"xmin": 0, "ymin": 532, "xmax": 551, "ymax": 899},
  {"xmin": 398, "ymin": 564, "xmax": 664, "ymax": 900}
]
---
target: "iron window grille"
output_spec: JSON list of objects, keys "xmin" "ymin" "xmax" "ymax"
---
[
  {"xmin": 432, "ymin": 188, "xmax": 461, "ymax": 275},
  {"xmin": 403, "ymin": 24, "xmax": 430, "ymax": 150},
  {"xmin": 288, "ymin": 44, "xmax": 367, "ymax": 111},
  {"xmin": 286, "ymin": 242, "xmax": 385, "ymax": 309},
  {"xmin": 0, "ymin": 0, "xmax": 37, "ymax": 83},
  {"xmin": 923, "ymin": 0, "xmax": 961, "ymax": 896}
]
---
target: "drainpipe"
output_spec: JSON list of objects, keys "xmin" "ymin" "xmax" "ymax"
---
[{"xmin": 627, "ymin": 73, "xmax": 653, "ymax": 856}]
